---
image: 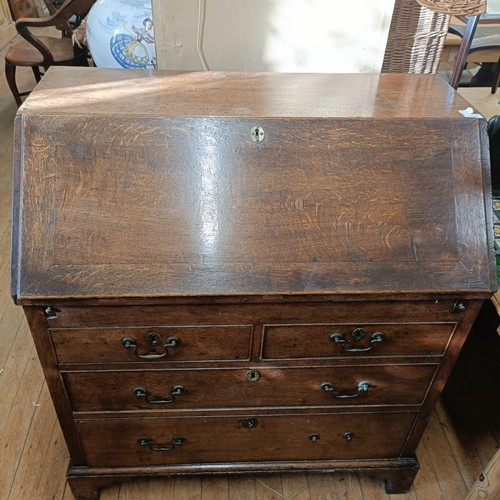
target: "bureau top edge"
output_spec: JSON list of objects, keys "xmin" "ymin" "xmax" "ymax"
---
[
  {"xmin": 16, "ymin": 68, "xmax": 474, "ymax": 120},
  {"xmin": 11, "ymin": 292, "xmax": 491, "ymax": 308}
]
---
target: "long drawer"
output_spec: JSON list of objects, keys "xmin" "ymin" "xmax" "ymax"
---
[
  {"xmin": 50, "ymin": 325, "xmax": 253, "ymax": 364},
  {"xmin": 64, "ymin": 364, "xmax": 437, "ymax": 411},
  {"xmin": 262, "ymin": 323, "xmax": 456, "ymax": 359},
  {"xmin": 77, "ymin": 411, "xmax": 418, "ymax": 467}
]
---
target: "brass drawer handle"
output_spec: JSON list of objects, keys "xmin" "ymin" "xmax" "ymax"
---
[
  {"xmin": 121, "ymin": 334, "xmax": 181, "ymax": 359},
  {"xmin": 329, "ymin": 328, "xmax": 384, "ymax": 353},
  {"xmin": 137, "ymin": 436, "xmax": 185, "ymax": 452},
  {"xmin": 320, "ymin": 380, "xmax": 371, "ymax": 399},
  {"xmin": 133, "ymin": 385, "xmax": 185, "ymax": 404}
]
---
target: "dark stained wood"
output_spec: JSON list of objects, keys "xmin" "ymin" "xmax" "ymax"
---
[
  {"xmin": 262, "ymin": 323, "xmax": 457, "ymax": 359},
  {"xmin": 43, "ymin": 299, "xmax": 469, "ymax": 328},
  {"xmin": 22, "ymin": 307, "xmax": 86, "ymax": 464},
  {"xmin": 10, "ymin": 70, "xmax": 496, "ymax": 498},
  {"xmin": 402, "ymin": 299, "xmax": 485, "ymax": 456},
  {"xmin": 65, "ymin": 460, "xmax": 420, "ymax": 500},
  {"xmin": 76, "ymin": 412, "xmax": 418, "ymax": 467},
  {"xmin": 51, "ymin": 325, "xmax": 253, "ymax": 364},
  {"xmin": 67, "ymin": 476, "xmax": 131, "ymax": 500},
  {"xmin": 63, "ymin": 363, "xmax": 437, "ymax": 412},
  {"xmin": 11, "ymin": 71, "xmax": 496, "ymax": 301}
]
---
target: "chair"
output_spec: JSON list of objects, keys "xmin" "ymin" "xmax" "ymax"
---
[
  {"xmin": 382, "ymin": 0, "xmax": 450, "ymax": 74},
  {"xmin": 382, "ymin": 0, "xmax": 487, "ymax": 77},
  {"xmin": 4, "ymin": 0, "xmax": 96, "ymax": 106},
  {"xmin": 447, "ymin": 15, "xmax": 500, "ymax": 92}
]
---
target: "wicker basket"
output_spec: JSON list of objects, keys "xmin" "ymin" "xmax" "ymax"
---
[
  {"xmin": 382, "ymin": 0, "xmax": 450, "ymax": 73},
  {"xmin": 383, "ymin": 0, "xmax": 487, "ymax": 74},
  {"xmin": 416, "ymin": 0, "xmax": 486, "ymax": 16}
]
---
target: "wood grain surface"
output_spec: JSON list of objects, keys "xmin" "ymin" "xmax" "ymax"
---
[{"xmin": 11, "ymin": 70, "xmax": 496, "ymax": 300}]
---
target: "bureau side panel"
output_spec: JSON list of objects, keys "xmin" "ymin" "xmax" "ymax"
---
[
  {"xmin": 401, "ymin": 299, "xmax": 485, "ymax": 455},
  {"xmin": 23, "ymin": 307, "xmax": 86, "ymax": 464}
]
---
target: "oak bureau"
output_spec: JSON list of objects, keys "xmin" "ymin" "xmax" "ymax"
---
[{"xmin": 10, "ymin": 67, "xmax": 496, "ymax": 498}]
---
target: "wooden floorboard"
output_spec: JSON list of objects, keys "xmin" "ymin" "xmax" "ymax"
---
[
  {"xmin": 421, "ymin": 410, "xmax": 468, "ymax": 499},
  {"xmin": 0, "ymin": 38, "xmax": 499, "ymax": 499},
  {"xmin": 434, "ymin": 400, "xmax": 484, "ymax": 491},
  {"xmin": 254, "ymin": 474, "xmax": 284, "ymax": 499}
]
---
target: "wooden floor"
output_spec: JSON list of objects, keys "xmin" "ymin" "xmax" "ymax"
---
[{"xmin": 0, "ymin": 44, "xmax": 499, "ymax": 500}]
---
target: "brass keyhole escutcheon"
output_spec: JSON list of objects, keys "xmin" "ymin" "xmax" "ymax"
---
[
  {"xmin": 146, "ymin": 332, "xmax": 162, "ymax": 346},
  {"xmin": 250, "ymin": 126, "xmax": 265, "ymax": 143},
  {"xmin": 350, "ymin": 328, "xmax": 366, "ymax": 342},
  {"xmin": 246, "ymin": 369, "xmax": 261, "ymax": 382}
]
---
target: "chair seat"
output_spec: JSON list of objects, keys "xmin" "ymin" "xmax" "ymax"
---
[
  {"xmin": 4, "ymin": 0, "xmax": 95, "ymax": 106},
  {"xmin": 5, "ymin": 36, "xmax": 78, "ymax": 66}
]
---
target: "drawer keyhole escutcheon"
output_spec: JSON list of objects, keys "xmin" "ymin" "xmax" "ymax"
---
[
  {"xmin": 329, "ymin": 329, "xmax": 384, "ymax": 353},
  {"xmin": 121, "ymin": 334, "xmax": 181, "ymax": 359},
  {"xmin": 146, "ymin": 332, "xmax": 161, "ymax": 346},
  {"xmin": 343, "ymin": 432, "xmax": 354, "ymax": 441},
  {"xmin": 250, "ymin": 126, "xmax": 265, "ymax": 143},
  {"xmin": 138, "ymin": 436, "xmax": 185, "ymax": 452},
  {"xmin": 242, "ymin": 417, "xmax": 259, "ymax": 428},
  {"xmin": 309, "ymin": 434, "xmax": 320, "ymax": 442},
  {"xmin": 246, "ymin": 369, "xmax": 261, "ymax": 382},
  {"xmin": 321, "ymin": 380, "xmax": 371, "ymax": 399},
  {"xmin": 134, "ymin": 385, "xmax": 185, "ymax": 404}
]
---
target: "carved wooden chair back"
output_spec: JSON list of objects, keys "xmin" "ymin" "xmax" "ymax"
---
[{"xmin": 4, "ymin": 0, "xmax": 96, "ymax": 106}]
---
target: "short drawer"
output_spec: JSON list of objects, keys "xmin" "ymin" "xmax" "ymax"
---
[
  {"xmin": 64, "ymin": 364, "xmax": 436, "ymax": 411},
  {"xmin": 50, "ymin": 325, "xmax": 252, "ymax": 364},
  {"xmin": 262, "ymin": 323, "xmax": 456, "ymax": 359},
  {"xmin": 77, "ymin": 411, "xmax": 417, "ymax": 467}
]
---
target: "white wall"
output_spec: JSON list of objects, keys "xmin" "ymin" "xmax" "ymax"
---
[{"xmin": 153, "ymin": 0, "xmax": 396, "ymax": 73}]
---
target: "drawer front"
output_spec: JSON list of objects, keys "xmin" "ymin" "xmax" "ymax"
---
[
  {"xmin": 262, "ymin": 323, "xmax": 456, "ymax": 359},
  {"xmin": 44, "ymin": 299, "xmax": 465, "ymax": 329},
  {"xmin": 51, "ymin": 325, "xmax": 252, "ymax": 364},
  {"xmin": 77, "ymin": 412, "xmax": 417, "ymax": 467},
  {"xmin": 64, "ymin": 364, "xmax": 436, "ymax": 411}
]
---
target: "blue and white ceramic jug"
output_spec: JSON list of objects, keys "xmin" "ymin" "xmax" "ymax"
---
[{"xmin": 86, "ymin": 0, "xmax": 156, "ymax": 69}]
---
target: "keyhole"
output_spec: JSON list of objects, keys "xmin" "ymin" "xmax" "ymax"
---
[
  {"xmin": 242, "ymin": 417, "xmax": 259, "ymax": 428},
  {"xmin": 246, "ymin": 369, "xmax": 261, "ymax": 382},
  {"xmin": 251, "ymin": 126, "xmax": 265, "ymax": 143},
  {"xmin": 146, "ymin": 332, "xmax": 162, "ymax": 346},
  {"xmin": 343, "ymin": 432, "xmax": 354, "ymax": 441},
  {"xmin": 350, "ymin": 328, "xmax": 366, "ymax": 342}
]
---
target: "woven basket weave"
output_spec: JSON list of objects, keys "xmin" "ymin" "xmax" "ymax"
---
[
  {"xmin": 416, "ymin": 0, "xmax": 486, "ymax": 16},
  {"xmin": 382, "ymin": 0, "xmax": 450, "ymax": 73}
]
